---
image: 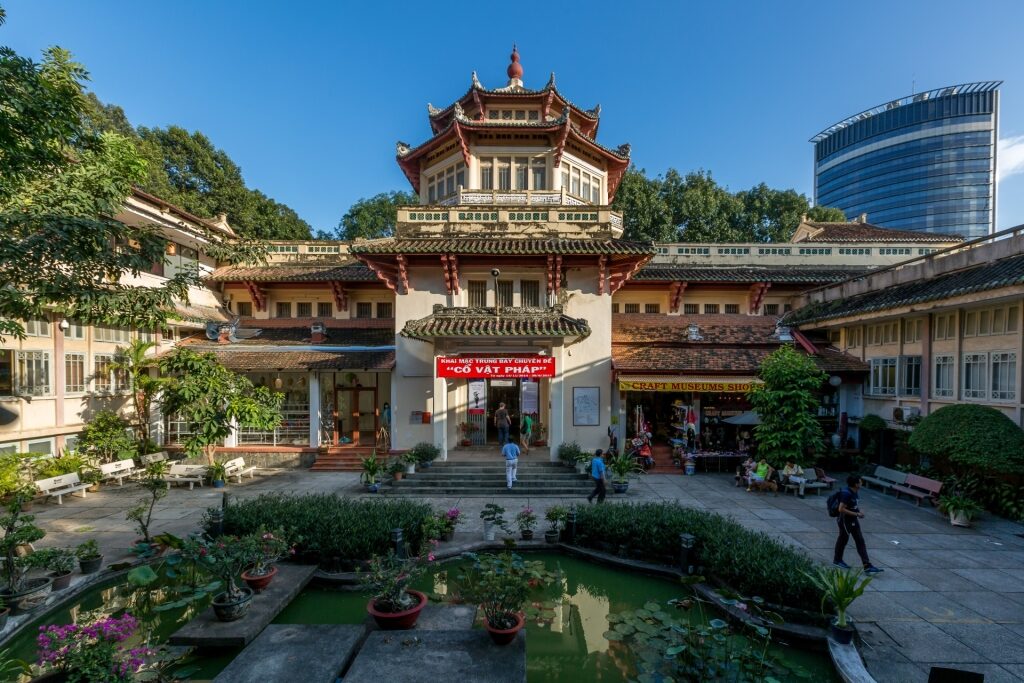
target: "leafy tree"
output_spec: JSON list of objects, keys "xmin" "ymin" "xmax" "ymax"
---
[
  {"xmin": 735, "ymin": 183, "xmax": 810, "ymax": 243},
  {"xmin": 110, "ymin": 340, "xmax": 164, "ymax": 451},
  {"xmin": 611, "ymin": 167, "xmax": 674, "ymax": 242},
  {"xmin": 909, "ymin": 404, "xmax": 1024, "ymax": 474},
  {"xmin": 159, "ymin": 348, "xmax": 283, "ymax": 464},
  {"xmin": 747, "ymin": 345, "xmax": 827, "ymax": 466},
  {"xmin": 77, "ymin": 409, "xmax": 137, "ymax": 463},
  {"xmin": 807, "ymin": 205, "xmax": 848, "ymax": 222},
  {"xmin": 336, "ymin": 191, "xmax": 417, "ymax": 240},
  {"xmin": 660, "ymin": 169, "xmax": 743, "ymax": 242},
  {"xmin": 0, "ymin": 20, "xmax": 268, "ymax": 339}
]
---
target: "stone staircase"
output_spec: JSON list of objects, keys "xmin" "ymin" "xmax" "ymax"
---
[
  {"xmin": 387, "ymin": 461, "xmax": 593, "ymax": 497},
  {"xmin": 309, "ymin": 447, "xmax": 379, "ymax": 472}
]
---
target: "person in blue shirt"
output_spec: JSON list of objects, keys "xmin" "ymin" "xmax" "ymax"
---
[
  {"xmin": 501, "ymin": 437, "xmax": 520, "ymax": 490},
  {"xmin": 834, "ymin": 475, "xmax": 884, "ymax": 574},
  {"xmin": 587, "ymin": 449, "xmax": 607, "ymax": 504}
]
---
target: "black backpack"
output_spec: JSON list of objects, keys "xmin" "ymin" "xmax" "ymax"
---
[{"xmin": 827, "ymin": 490, "xmax": 842, "ymax": 518}]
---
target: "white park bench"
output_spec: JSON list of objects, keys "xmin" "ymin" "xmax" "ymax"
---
[
  {"xmin": 140, "ymin": 451, "xmax": 169, "ymax": 466},
  {"xmin": 100, "ymin": 459, "xmax": 138, "ymax": 486},
  {"xmin": 222, "ymin": 457, "xmax": 258, "ymax": 484},
  {"xmin": 35, "ymin": 473, "xmax": 90, "ymax": 505},
  {"xmin": 166, "ymin": 464, "xmax": 208, "ymax": 490}
]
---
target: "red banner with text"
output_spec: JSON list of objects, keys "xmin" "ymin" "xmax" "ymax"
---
[{"xmin": 436, "ymin": 356, "xmax": 555, "ymax": 379}]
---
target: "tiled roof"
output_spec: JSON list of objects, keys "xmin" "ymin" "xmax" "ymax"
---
[
  {"xmin": 402, "ymin": 305, "xmax": 590, "ymax": 340},
  {"xmin": 634, "ymin": 266, "xmax": 870, "ymax": 283},
  {"xmin": 799, "ymin": 222, "xmax": 963, "ymax": 243},
  {"xmin": 171, "ymin": 302, "xmax": 230, "ymax": 323},
  {"xmin": 192, "ymin": 349, "xmax": 395, "ymax": 372},
  {"xmin": 611, "ymin": 314, "xmax": 866, "ymax": 375},
  {"xmin": 205, "ymin": 262, "xmax": 376, "ymax": 283},
  {"xmin": 179, "ymin": 319, "xmax": 395, "ymax": 347},
  {"xmin": 350, "ymin": 238, "xmax": 653, "ymax": 256},
  {"xmin": 787, "ymin": 252, "xmax": 1024, "ymax": 325},
  {"xmin": 612, "ymin": 314, "xmax": 779, "ymax": 345}
]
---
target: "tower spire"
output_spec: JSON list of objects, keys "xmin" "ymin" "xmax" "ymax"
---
[{"xmin": 506, "ymin": 44, "xmax": 523, "ymax": 88}]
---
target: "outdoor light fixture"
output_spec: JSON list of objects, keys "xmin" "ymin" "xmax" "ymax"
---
[
  {"xmin": 391, "ymin": 528, "xmax": 407, "ymax": 559},
  {"xmin": 274, "ymin": 374, "xmax": 283, "ymax": 389},
  {"xmin": 829, "ymin": 375, "xmax": 842, "ymax": 387},
  {"xmin": 679, "ymin": 533, "xmax": 696, "ymax": 575},
  {"xmin": 59, "ymin": 319, "xmax": 70, "ymax": 332}
]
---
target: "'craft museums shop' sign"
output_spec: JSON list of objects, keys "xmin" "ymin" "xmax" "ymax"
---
[{"xmin": 436, "ymin": 356, "xmax": 556, "ymax": 378}]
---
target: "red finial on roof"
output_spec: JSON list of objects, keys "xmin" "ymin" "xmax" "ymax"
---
[{"xmin": 507, "ymin": 44, "xmax": 523, "ymax": 80}]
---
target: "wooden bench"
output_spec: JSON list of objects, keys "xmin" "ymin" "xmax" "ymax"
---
[
  {"xmin": 222, "ymin": 457, "xmax": 258, "ymax": 484},
  {"xmin": 99, "ymin": 459, "xmax": 138, "ymax": 486},
  {"xmin": 166, "ymin": 464, "xmax": 208, "ymax": 490},
  {"xmin": 782, "ymin": 473, "xmax": 829, "ymax": 496},
  {"xmin": 140, "ymin": 451, "xmax": 169, "ymax": 466},
  {"xmin": 35, "ymin": 473, "xmax": 90, "ymax": 505},
  {"xmin": 892, "ymin": 473, "xmax": 942, "ymax": 506},
  {"xmin": 861, "ymin": 465, "xmax": 907, "ymax": 493},
  {"xmin": 814, "ymin": 467, "xmax": 838, "ymax": 490}
]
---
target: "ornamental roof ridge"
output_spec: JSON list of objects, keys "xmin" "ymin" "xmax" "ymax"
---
[{"xmin": 427, "ymin": 81, "xmax": 600, "ymax": 121}]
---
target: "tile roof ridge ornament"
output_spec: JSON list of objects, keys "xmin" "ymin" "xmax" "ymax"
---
[
  {"xmin": 427, "ymin": 103, "xmax": 440, "ymax": 116},
  {"xmin": 396, "ymin": 141, "xmax": 412, "ymax": 157},
  {"xmin": 507, "ymin": 44, "xmax": 523, "ymax": 85},
  {"xmin": 471, "ymin": 71, "xmax": 484, "ymax": 89},
  {"xmin": 546, "ymin": 71, "xmax": 556, "ymax": 89}
]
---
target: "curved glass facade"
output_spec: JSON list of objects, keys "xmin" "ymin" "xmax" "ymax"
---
[{"xmin": 812, "ymin": 84, "xmax": 999, "ymax": 239}]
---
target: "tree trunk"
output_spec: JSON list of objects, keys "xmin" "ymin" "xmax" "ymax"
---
[{"xmin": 204, "ymin": 444, "xmax": 218, "ymax": 465}]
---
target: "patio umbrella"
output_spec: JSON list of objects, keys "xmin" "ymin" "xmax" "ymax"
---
[{"xmin": 723, "ymin": 411, "xmax": 761, "ymax": 426}]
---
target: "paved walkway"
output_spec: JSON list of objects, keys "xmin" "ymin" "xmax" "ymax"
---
[{"xmin": 28, "ymin": 469, "xmax": 1024, "ymax": 682}]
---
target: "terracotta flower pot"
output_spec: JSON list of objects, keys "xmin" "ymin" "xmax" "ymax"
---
[
  {"xmin": 367, "ymin": 589, "xmax": 427, "ymax": 630},
  {"xmin": 79, "ymin": 556, "xmax": 103, "ymax": 574},
  {"xmin": 485, "ymin": 611, "xmax": 525, "ymax": 645},
  {"xmin": 544, "ymin": 530, "xmax": 559, "ymax": 544},
  {"xmin": 241, "ymin": 565, "xmax": 278, "ymax": 593},
  {"xmin": 1, "ymin": 577, "xmax": 53, "ymax": 614},
  {"xmin": 393, "ymin": 471, "xmax": 403, "ymax": 482},
  {"xmin": 520, "ymin": 529, "xmax": 534, "ymax": 541},
  {"xmin": 443, "ymin": 530, "xmax": 455, "ymax": 542}
]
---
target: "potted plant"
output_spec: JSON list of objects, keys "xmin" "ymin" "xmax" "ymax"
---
[
  {"xmin": 515, "ymin": 507, "xmax": 537, "ymax": 541},
  {"xmin": 36, "ymin": 613, "xmax": 147, "ymax": 682},
  {"xmin": 0, "ymin": 496, "xmax": 52, "ymax": 613},
  {"xmin": 409, "ymin": 442, "xmax": 440, "ymax": 469},
  {"xmin": 400, "ymin": 451, "xmax": 419, "ymax": 475},
  {"xmin": 544, "ymin": 506, "xmax": 567, "ymax": 544},
  {"xmin": 480, "ymin": 503, "xmax": 508, "ymax": 541},
  {"xmin": 126, "ymin": 466, "xmax": 168, "ymax": 556},
  {"xmin": 28, "ymin": 547, "xmax": 76, "ymax": 591},
  {"xmin": 533, "ymin": 423, "xmax": 547, "ymax": 447},
  {"xmin": 802, "ymin": 566, "xmax": 873, "ymax": 644},
  {"xmin": 421, "ymin": 514, "xmax": 447, "ymax": 542},
  {"xmin": 75, "ymin": 540, "xmax": 103, "ymax": 575},
  {"xmin": 608, "ymin": 452, "xmax": 644, "ymax": 494},
  {"xmin": 457, "ymin": 422, "xmax": 478, "ymax": 447},
  {"xmin": 360, "ymin": 452, "xmax": 384, "ymax": 493},
  {"xmin": 240, "ymin": 528, "xmax": 290, "ymax": 593},
  {"xmin": 360, "ymin": 547, "xmax": 432, "ymax": 630},
  {"xmin": 209, "ymin": 461, "xmax": 227, "ymax": 488},
  {"xmin": 441, "ymin": 507, "xmax": 462, "ymax": 542},
  {"xmin": 557, "ymin": 441, "xmax": 584, "ymax": 469},
  {"xmin": 386, "ymin": 458, "xmax": 405, "ymax": 482},
  {"xmin": 456, "ymin": 552, "xmax": 529, "ymax": 646},
  {"xmin": 80, "ymin": 467, "xmax": 102, "ymax": 493},
  {"xmin": 938, "ymin": 494, "xmax": 984, "ymax": 528},
  {"xmin": 181, "ymin": 535, "xmax": 255, "ymax": 622}
]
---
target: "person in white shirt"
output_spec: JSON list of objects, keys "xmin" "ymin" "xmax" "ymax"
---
[{"xmin": 501, "ymin": 437, "xmax": 520, "ymax": 489}]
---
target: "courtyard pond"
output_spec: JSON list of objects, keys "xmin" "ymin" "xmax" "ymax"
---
[{"xmin": 3, "ymin": 553, "xmax": 837, "ymax": 682}]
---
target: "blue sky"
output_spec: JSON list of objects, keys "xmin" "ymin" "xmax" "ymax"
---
[{"xmin": 4, "ymin": 0, "xmax": 1024, "ymax": 234}]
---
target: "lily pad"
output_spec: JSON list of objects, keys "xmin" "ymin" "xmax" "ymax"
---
[
  {"xmin": 614, "ymin": 622, "xmax": 636, "ymax": 635},
  {"xmin": 603, "ymin": 630, "xmax": 624, "ymax": 641},
  {"xmin": 709, "ymin": 618, "xmax": 728, "ymax": 629},
  {"xmin": 665, "ymin": 644, "xmax": 686, "ymax": 656},
  {"xmin": 644, "ymin": 601, "xmax": 661, "ymax": 612}
]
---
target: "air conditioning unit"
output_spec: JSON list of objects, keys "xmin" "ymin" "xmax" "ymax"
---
[
  {"xmin": 904, "ymin": 407, "xmax": 921, "ymax": 420},
  {"xmin": 892, "ymin": 407, "xmax": 904, "ymax": 422}
]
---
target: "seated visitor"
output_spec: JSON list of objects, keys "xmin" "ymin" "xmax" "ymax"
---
[
  {"xmin": 746, "ymin": 458, "xmax": 769, "ymax": 490},
  {"xmin": 782, "ymin": 460, "xmax": 810, "ymax": 498},
  {"xmin": 735, "ymin": 456, "xmax": 756, "ymax": 487}
]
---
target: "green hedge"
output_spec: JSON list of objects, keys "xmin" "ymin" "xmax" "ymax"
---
[
  {"xmin": 573, "ymin": 502, "xmax": 820, "ymax": 611},
  {"xmin": 216, "ymin": 494, "xmax": 432, "ymax": 571}
]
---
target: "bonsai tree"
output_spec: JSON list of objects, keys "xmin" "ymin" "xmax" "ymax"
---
[
  {"xmin": 0, "ymin": 495, "xmax": 46, "ymax": 593},
  {"xmin": 77, "ymin": 410, "xmax": 137, "ymax": 463},
  {"xmin": 159, "ymin": 348, "xmax": 283, "ymax": 464},
  {"xmin": 455, "ymin": 551, "xmax": 529, "ymax": 635},
  {"xmin": 480, "ymin": 503, "xmax": 509, "ymax": 535},
  {"xmin": 408, "ymin": 442, "xmax": 440, "ymax": 466},
  {"xmin": 360, "ymin": 547, "xmax": 431, "ymax": 614},
  {"xmin": 556, "ymin": 441, "xmax": 585, "ymax": 467},
  {"xmin": 126, "ymin": 463, "xmax": 168, "ymax": 548},
  {"xmin": 909, "ymin": 404, "xmax": 1024, "ymax": 475},
  {"xmin": 109, "ymin": 340, "xmax": 165, "ymax": 453},
  {"xmin": 747, "ymin": 345, "xmax": 827, "ymax": 467},
  {"xmin": 515, "ymin": 507, "xmax": 537, "ymax": 540}
]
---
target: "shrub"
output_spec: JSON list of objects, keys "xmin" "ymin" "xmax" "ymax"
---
[
  {"xmin": 556, "ymin": 441, "xmax": 584, "ymax": 466},
  {"xmin": 216, "ymin": 494, "xmax": 432, "ymax": 571},
  {"xmin": 77, "ymin": 410, "xmax": 137, "ymax": 463},
  {"xmin": 573, "ymin": 502, "xmax": 820, "ymax": 611},
  {"xmin": 408, "ymin": 442, "xmax": 440, "ymax": 465},
  {"xmin": 909, "ymin": 404, "xmax": 1024, "ymax": 474}
]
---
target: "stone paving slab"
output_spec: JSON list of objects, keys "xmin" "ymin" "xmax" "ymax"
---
[
  {"xmin": 345, "ymin": 630, "xmax": 525, "ymax": 683},
  {"xmin": 213, "ymin": 624, "xmax": 363, "ymax": 682},
  {"xmin": 169, "ymin": 564, "xmax": 318, "ymax": 648}
]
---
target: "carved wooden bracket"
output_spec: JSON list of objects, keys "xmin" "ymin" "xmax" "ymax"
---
[
  {"xmin": 552, "ymin": 119, "xmax": 571, "ymax": 169},
  {"xmin": 607, "ymin": 258, "xmax": 646, "ymax": 295},
  {"xmin": 441, "ymin": 254, "xmax": 461, "ymax": 295},
  {"xmin": 597, "ymin": 255, "xmax": 608, "ymax": 295},
  {"xmin": 452, "ymin": 121, "xmax": 472, "ymax": 168},
  {"xmin": 396, "ymin": 255, "xmax": 410, "ymax": 294},
  {"xmin": 362, "ymin": 257, "xmax": 402, "ymax": 293},
  {"xmin": 329, "ymin": 281, "xmax": 348, "ymax": 312},
  {"xmin": 669, "ymin": 281, "xmax": 688, "ymax": 313},
  {"xmin": 748, "ymin": 282, "xmax": 771, "ymax": 314},
  {"xmin": 243, "ymin": 281, "xmax": 267, "ymax": 312}
]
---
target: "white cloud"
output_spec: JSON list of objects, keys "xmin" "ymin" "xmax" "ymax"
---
[{"xmin": 998, "ymin": 135, "xmax": 1024, "ymax": 182}]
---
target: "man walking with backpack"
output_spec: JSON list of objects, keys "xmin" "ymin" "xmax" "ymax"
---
[{"xmin": 829, "ymin": 475, "xmax": 884, "ymax": 574}]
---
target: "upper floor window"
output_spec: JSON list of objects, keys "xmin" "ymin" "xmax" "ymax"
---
[
  {"xmin": 95, "ymin": 325, "xmax": 130, "ymax": 344},
  {"xmin": 487, "ymin": 109, "xmax": 540, "ymax": 121},
  {"xmin": 645, "ymin": 304, "xmax": 661, "ymax": 314},
  {"xmin": 468, "ymin": 280, "xmax": 487, "ymax": 308},
  {"xmin": 964, "ymin": 305, "xmax": 1019, "ymax": 337},
  {"xmin": 496, "ymin": 280, "xmax": 514, "ymax": 308},
  {"xmin": 683, "ymin": 304, "xmax": 699, "ymax": 315},
  {"xmin": 24, "ymin": 318, "xmax": 50, "ymax": 338},
  {"xmin": 867, "ymin": 322, "xmax": 898, "ymax": 345},
  {"xmin": 903, "ymin": 319, "xmax": 922, "ymax": 344},
  {"xmin": 17, "ymin": 351, "xmax": 50, "ymax": 396},
  {"xmin": 933, "ymin": 313, "xmax": 955, "ymax": 341},
  {"xmin": 758, "ymin": 247, "xmax": 790, "ymax": 255},
  {"xmin": 879, "ymin": 247, "xmax": 911, "ymax": 256},
  {"xmin": 839, "ymin": 247, "xmax": 871, "ymax": 256},
  {"xmin": 478, "ymin": 156, "xmax": 546, "ymax": 192},
  {"xmin": 611, "ymin": 303, "xmax": 620, "ymax": 314},
  {"xmin": 296, "ymin": 302, "xmax": 313, "ymax": 318},
  {"xmin": 624, "ymin": 303, "xmax": 640, "ymax": 314},
  {"xmin": 718, "ymin": 247, "xmax": 749, "ymax": 255},
  {"xmin": 426, "ymin": 161, "xmax": 466, "ymax": 203},
  {"xmin": 236, "ymin": 302, "xmax": 253, "ymax": 317},
  {"xmin": 677, "ymin": 247, "xmax": 710, "ymax": 255},
  {"xmin": 63, "ymin": 319, "xmax": 85, "ymax": 340},
  {"xmin": 798, "ymin": 247, "xmax": 832, "ymax": 255},
  {"xmin": 762, "ymin": 304, "xmax": 780, "ymax": 316},
  {"xmin": 704, "ymin": 304, "xmax": 719, "ymax": 314},
  {"xmin": 846, "ymin": 327, "xmax": 862, "ymax": 348},
  {"xmin": 355, "ymin": 302, "xmax": 373, "ymax": 319},
  {"xmin": 868, "ymin": 357, "xmax": 897, "ymax": 395},
  {"xmin": 560, "ymin": 161, "xmax": 602, "ymax": 203},
  {"xmin": 376, "ymin": 302, "xmax": 394, "ymax": 319},
  {"xmin": 724, "ymin": 304, "xmax": 740, "ymax": 314},
  {"xmin": 317, "ymin": 302, "xmax": 333, "ymax": 318},
  {"xmin": 275, "ymin": 302, "xmax": 292, "ymax": 318},
  {"xmin": 521, "ymin": 281, "xmax": 540, "ymax": 308},
  {"xmin": 65, "ymin": 353, "xmax": 85, "ymax": 394},
  {"xmin": 0, "ymin": 350, "xmax": 11, "ymax": 397}
]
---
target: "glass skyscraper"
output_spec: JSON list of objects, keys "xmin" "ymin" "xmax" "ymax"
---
[{"xmin": 812, "ymin": 82, "xmax": 1000, "ymax": 239}]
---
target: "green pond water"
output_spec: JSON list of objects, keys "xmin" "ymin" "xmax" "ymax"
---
[{"xmin": 6, "ymin": 553, "xmax": 837, "ymax": 682}]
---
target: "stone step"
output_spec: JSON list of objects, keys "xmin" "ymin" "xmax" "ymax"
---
[
  {"xmin": 386, "ymin": 485, "xmax": 593, "ymax": 497},
  {"xmin": 393, "ymin": 480, "xmax": 591, "ymax": 490}
]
